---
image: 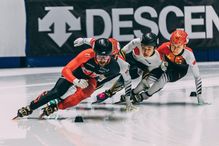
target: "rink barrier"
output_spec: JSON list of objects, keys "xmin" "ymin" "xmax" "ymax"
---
[
  {"xmin": 26, "ymin": 55, "xmax": 74, "ymax": 67},
  {"xmin": 1, "ymin": 48, "xmax": 219, "ymax": 68},
  {"xmin": 0, "ymin": 57, "xmax": 21, "ymax": 68}
]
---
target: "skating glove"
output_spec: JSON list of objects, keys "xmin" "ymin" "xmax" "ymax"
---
[
  {"xmin": 126, "ymin": 103, "xmax": 138, "ymax": 112},
  {"xmin": 73, "ymin": 78, "xmax": 88, "ymax": 89},
  {"xmin": 125, "ymin": 96, "xmax": 138, "ymax": 111},
  {"xmin": 74, "ymin": 38, "xmax": 85, "ymax": 47},
  {"xmin": 195, "ymin": 77, "xmax": 205, "ymax": 105},
  {"xmin": 197, "ymin": 94, "xmax": 205, "ymax": 105},
  {"xmin": 160, "ymin": 61, "xmax": 168, "ymax": 71}
]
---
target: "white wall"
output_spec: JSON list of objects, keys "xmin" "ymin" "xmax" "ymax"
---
[{"xmin": 0, "ymin": 0, "xmax": 26, "ymax": 57}]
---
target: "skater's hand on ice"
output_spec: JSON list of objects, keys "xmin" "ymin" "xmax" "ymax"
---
[
  {"xmin": 126, "ymin": 103, "xmax": 138, "ymax": 112},
  {"xmin": 73, "ymin": 78, "xmax": 88, "ymax": 89},
  {"xmin": 74, "ymin": 38, "xmax": 85, "ymax": 47},
  {"xmin": 197, "ymin": 94, "xmax": 208, "ymax": 105},
  {"xmin": 124, "ymin": 95, "xmax": 138, "ymax": 112}
]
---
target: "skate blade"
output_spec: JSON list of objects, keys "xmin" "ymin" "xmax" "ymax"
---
[
  {"xmin": 39, "ymin": 113, "xmax": 46, "ymax": 120},
  {"xmin": 198, "ymin": 102, "xmax": 211, "ymax": 105},
  {"xmin": 113, "ymin": 101, "xmax": 125, "ymax": 104},
  {"xmin": 92, "ymin": 101, "xmax": 102, "ymax": 104},
  {"xmin": 12, "ymin": 116, "xmax": 19, "ymax": 120}
]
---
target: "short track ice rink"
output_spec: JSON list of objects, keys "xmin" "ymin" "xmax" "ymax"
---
[{"xmin": 1, "ymin": 62, "xmax": 219, "ymax": 146}]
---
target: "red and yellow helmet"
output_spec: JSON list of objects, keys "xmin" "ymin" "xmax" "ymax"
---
[{"xmin": 170, "ymin": 30, "xmax": 188, "ymax": 45}]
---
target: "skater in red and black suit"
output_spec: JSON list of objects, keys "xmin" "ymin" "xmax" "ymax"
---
[{"xmin": 15, "ymin": 38, "xmax": 136, "ymax": 119}]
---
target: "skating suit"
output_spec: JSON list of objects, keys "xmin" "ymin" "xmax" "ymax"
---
[
  {"xmin": 58, "ymin": 48, "xmax": 131, "ymax": 109},
  {"xmin": 157, "ymin": 42, "xmax": 200, "ymax": 82},
  {"xmin": 30, "ymin": 48, "xmax": 131, "ymax": 110},
  {"xmin": 122, "ymin": 38, "xmax": 162, "ymax": 72}
]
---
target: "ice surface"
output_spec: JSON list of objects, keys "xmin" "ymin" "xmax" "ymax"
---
[{"xmin": 0, "ymin": 62, "xmax": 219, "ymax": 146}]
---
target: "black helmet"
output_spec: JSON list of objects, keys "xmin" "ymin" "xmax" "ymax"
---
[
  {"xmin": 93, "ymin": 38, "xmax": 113, "ymax": 55},
  {"xmin": 141, "ymin": 32, "xmax": 158, "ymax": 46}
]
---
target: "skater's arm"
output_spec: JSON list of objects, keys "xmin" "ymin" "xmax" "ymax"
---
[
  {"xmin": 184, "ymin": 48, "xmax": 202, "ymax": 96},
  {"xmin": 117, "ymin": 58, "xmax": 137, "ymax": 111},
  {"xmin": 62, "ymin": 49, "xmax": 94, "ymax": 83},
  {"xmin": 74, "ymin": 38, "xmax": 95, "ymax": 47},
  {"xmin": 117, "ymin": 58, "xmax": 132, "ymax": 101},
  {"xmin": 190, "ymin": 58, "xmax": 203, "ymax": 103},
  {"xmin": 122, "ymin": 38, "xmax": 140, "ymax": 54},
  {"xmin": 191, "ymin": 62, "xmax": 202, "ymax": 96}
]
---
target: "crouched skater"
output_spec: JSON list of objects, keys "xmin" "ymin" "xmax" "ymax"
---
[
  {"xmin": 131, "ymin": 30, "xmax": 205, "ymax": 105},
  {"xmin": 14, "ymin": 38, "xmax": 136, "ymax": 119}
]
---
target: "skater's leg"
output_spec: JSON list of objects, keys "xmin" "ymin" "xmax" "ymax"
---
[
  {"xmin": 30, "ymin": 77, "xmax": 72, "ymax": 110},
  {"xmin": 143, "ymin": 73, "xmax": 168, "ymax": 98},
  {"xmin": 133, "ymin": 68, "xmax": 162, "ymax": 94},
  {"xmin": 16, "ymin": 78, "xmax": 73, "ymax": 118},
  {"xmin": 96, "ymin": 75, "xmax": 124, "ymax": 102},
  {"xmin": 58, "ymin": 78, "xmax": 97, "ymax": 109},
  {"xmin": 131, "ymin": 71, "xmax": 168, "ymax": 103}
]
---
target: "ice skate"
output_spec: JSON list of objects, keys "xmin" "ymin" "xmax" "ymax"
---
[
  {"xmin": 13, "ymin": 106, "xmax": 33, "ymax": 120},
  {"xmin": 93, "ymin": 90, "xmax": 113, "ymax": 104},
  {"xmin": 39, "ymin": 101, "xmax": 58, "ymax": 119}
]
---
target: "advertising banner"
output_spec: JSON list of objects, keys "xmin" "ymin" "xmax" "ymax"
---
[{"xmin": 25, "ymin": 0, "xmax": 219, "ymax": 56}]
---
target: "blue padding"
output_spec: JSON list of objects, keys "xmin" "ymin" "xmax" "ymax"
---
[
  {"xmin": 194, "ymin": 48, "xmax": 219, "ymax": 62},
  {"xmin": 26, "ymin": 56, "xmax": 74, "ymax": 67},
  {"xmin": 193, "ymin": 49, "xmax": 209, "ymax": 62},
  {"xmin": 0, "ymin": 57, "xmax": 20, "ymax": 68},
  {"xmin": 208, "ymin": 48, "xmax": 219, "ymax": 61}
]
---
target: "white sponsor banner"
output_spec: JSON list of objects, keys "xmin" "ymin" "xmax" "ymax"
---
[
  {"xmin": 86, "ymin": 6, "xmax": 219, "ymax": 40},
  {"xmin": 0, "ymin": 0, "xmax": 26, "ymax": 57},
  {"xmin": 37, "ymin": 5, "xmax": 219, "ymax": 48}
]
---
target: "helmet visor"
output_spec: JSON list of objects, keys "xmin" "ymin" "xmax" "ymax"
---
[
  {"xmin": 96, "ymin": 55, "xmax": 111, "ymax": 66},
  {"xmin": 96, "ymin": 55, "xmax": 111, "ymax": 61}
]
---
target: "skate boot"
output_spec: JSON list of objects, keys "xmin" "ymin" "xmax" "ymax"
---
[
  {"xmin": 13, "ymin": 106, "xmax": 33, "ymax": 119},
  {"xmin": 120, "ymin": 94, "xmax": 126, "ymax": 102},
  {"xmin": 41, "ymin": 99, "xmax": 59, "ymax": 117},
  {"xmin": 112, "ymin": 94, "xmax": 126, "ymax": 104},
  {"xmin": 119, "ymin": 90, "xmax": 143, "ymax": 104},
  {"xmin": 96, "ymin": 90, "xmax": 113, "ymax": 103},
  {"xmin": 131, "ymin": 90, "xmax": 144, "ymax": 104}
]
